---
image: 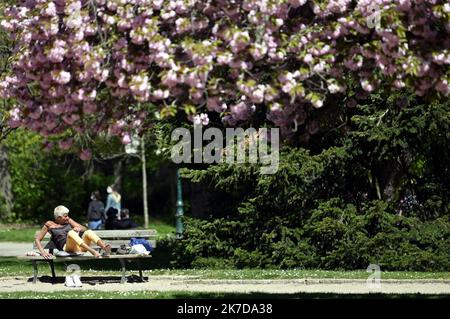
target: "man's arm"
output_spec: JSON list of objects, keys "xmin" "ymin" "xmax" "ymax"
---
[
  {"xmin": 68, "ymin": 218, "xmax": 87, "ymax": 232},
  {"xmin": 35, "ymin": 224, "xmax": 53, "ymax": 259}
]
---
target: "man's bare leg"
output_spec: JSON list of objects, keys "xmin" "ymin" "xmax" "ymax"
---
[
  {"xmin": 97, "ymin": 240, "xmax": 111, "ymax": 256},
  {"xmin": 80, "ymin": 242, "xmax": 101, "ymax": 258}
]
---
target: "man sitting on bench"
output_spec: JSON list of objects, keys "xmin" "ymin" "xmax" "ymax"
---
[{"xmin": 35, "ymin": 205, "xmax": 112, "ymax": 259}]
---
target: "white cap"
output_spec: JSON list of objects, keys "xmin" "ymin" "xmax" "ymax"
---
[{"xmin": 54, "ymin": 205, "xmax": 69, "ymax": 218}]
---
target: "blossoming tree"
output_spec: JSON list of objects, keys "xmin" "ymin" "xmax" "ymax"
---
[{"xmin": 0, "ymin": 0, "xmax": 449, "ymax": 159}]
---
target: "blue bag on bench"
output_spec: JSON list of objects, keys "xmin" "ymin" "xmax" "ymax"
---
[{"xmin": 129, "ymin": 237, "xmax": 153, "ymax": 252}]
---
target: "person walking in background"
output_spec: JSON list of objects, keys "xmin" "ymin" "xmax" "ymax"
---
[
  {"xmin": 104, "ymin": 185, "xmax": 121, "ymax": 230},
  {"xmin": 87, "ymin": 190, "xmax": 104, "ymax": 230}
]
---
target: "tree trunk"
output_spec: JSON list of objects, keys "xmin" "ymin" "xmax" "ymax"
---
[
  {"xmin": 382, "ymin": 155, "xmax": 412, "ymax": 203},
  {"xmin": 113, "ymin": 158, "xmax": 125, "ymax": 192},
  {"xmin": 141, "ymin": 136, "xmax": 149, "ymax": 229},
  {"xmin": 0, "ymin": 145, "xmax": 13, "ymax": 221}
]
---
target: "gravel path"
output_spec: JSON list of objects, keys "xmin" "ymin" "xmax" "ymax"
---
[
  {"xmin": 1, "ymin": 276, "xmax": 450, "ymax": 295},
  {"xmin": 2, "ymin": 243, "xmax": 450, "ymax": 295}
]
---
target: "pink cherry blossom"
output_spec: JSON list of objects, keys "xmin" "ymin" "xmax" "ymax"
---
[
  {"xmin": 121, "ymin": 133, "xmax": 132, "ymax": 145},
  {"xmin": 0, "ymin": 0, "xmax": 447, "ymax": 145},
  {"xmin": 59, "ymin": 138, "xmax": 74, "ymax": 150},
  {"xmin": 79, "ymin": 149, "xmax": 92, "ymax": 161},
  {"xmin": 51, "ymin": 70, "xmax": 71, "ymax": 84}
]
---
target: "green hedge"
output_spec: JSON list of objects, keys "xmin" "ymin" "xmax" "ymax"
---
[
  {"xmin": 172, "ymin": 200, "xmax": 450, "ymax": 271},
  {"xmin": 171, "ymin": 95, "xmax": 449, "ymax": 271}
]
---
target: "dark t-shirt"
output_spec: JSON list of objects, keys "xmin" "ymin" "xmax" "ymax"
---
[
  {"xmin": 47, "ymin": 223, "xmax": 73, "ymax": 251},
  {"xmin": 87, "ymin": 200, "xmax": 105, "ymax": 221},
  {"xmin": 113, "ymin": 219, "xmax": 138, "ymax": 230}
]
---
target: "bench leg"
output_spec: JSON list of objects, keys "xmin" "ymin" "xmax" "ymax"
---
[
  {"xmin": 49, "ymin": 260, "xmax": 56, "ymax": 284},
  {"xmin": 119, "ymin": 259, "xmax": 127, "ymax": 284},
  {"xmin": 32, "ymin": 261, "xmax": 38, "ymax": 284},
  {"xmin": 137, "ymin": 259, "xmax": 144, "ymax": 282}
]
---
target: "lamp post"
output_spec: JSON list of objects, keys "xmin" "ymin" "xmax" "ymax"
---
[{"xmin": 175, "ymin": 168, "xmax": 184, "ymax": 238}]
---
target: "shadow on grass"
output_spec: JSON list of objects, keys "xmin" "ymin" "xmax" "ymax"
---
[
  {"xmin": 164, "ymin": 292, "xmax": 450, "ymax": 299},
  {"xmin": 71, "ymin": 255, "xmax": 171, "ymax": 271},
  {"xmin": 17, "ymin": 282, "xmax": 450, "ymax": 299}
]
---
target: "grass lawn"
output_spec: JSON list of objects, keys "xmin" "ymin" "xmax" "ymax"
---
[
  {"xmin": 145, "ymin": 269, "xmax": 450, "ymax": 280},
  {"xmin": 2, "ymin": 257, "xmax": 450, "ymax": 299},
  {"xmin": 0, "ymin": 225, "xmax": 37, "ymax": 242},
  {"xmin": 1, "ymin": 257, "xmax": 450, "ymax": 280},
  {"xmin": 145, "ymin": 219, "xmax": 176, "ymax": 238},
  {"xmin": 0, "ymin": 290, "xmax": 231, "ymax": 299},
  {"xmin": 0, "ymin": 218, "xmax": 175, "ymax": 242}
]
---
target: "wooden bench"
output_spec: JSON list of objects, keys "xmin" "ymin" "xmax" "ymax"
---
[{"xmin": 17, "ymin": 229, "xmax": 158, "ymax": 284}]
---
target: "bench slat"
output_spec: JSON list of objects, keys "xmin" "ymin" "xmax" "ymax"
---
[
  {"xmin": 32, "ymin": 228, "xmax": 158, "ymax": 253},
  {"xmin": 33, "ymin": 239, "xmax": 157, "ymax": 249},
  {"xmin": 37, "ymin": 229, "xmax": 157, "ymax": 239},
  {"xmin": 88, "ymin": 230, "xmax": 158, "ymax": 237},
  {"xmin": 18, "ymin": 254, "xmax": 152, "ymax": 261}
]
